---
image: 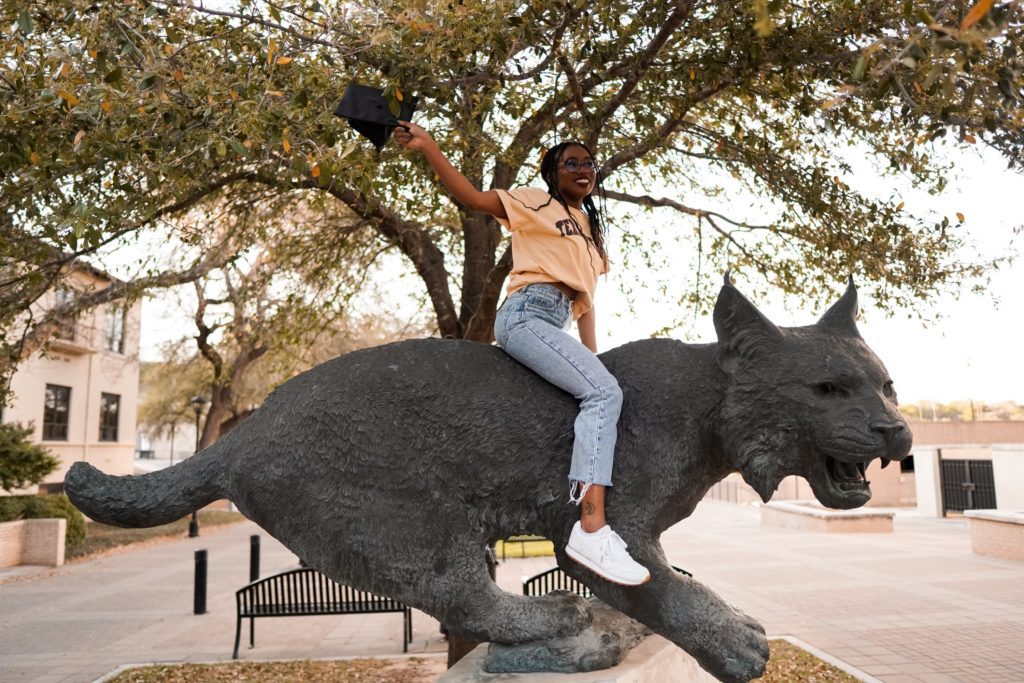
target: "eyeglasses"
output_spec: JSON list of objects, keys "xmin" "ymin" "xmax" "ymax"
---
[{"xmin": 560, "ymin": 158, "xmax": 599, "ymax": 173}]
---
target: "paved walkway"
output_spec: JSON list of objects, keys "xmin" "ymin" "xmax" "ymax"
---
[{"xmin": 0, "ymin": 501, "xmax": 1021, "ymax": 682}]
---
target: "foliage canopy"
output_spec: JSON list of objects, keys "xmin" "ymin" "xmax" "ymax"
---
[{"xmin": 2, "ymin": 0, "xmax": 1022, "ymax": 369}]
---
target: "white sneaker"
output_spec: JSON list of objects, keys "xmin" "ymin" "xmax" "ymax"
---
[{"xmin": 565, "ymin": 521, "xmax": 651, "ymax": 586}]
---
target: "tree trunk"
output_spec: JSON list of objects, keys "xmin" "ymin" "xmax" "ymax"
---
[{"xmin": 458, "ymin": 213, "xmax": 506, "ymax": 343}]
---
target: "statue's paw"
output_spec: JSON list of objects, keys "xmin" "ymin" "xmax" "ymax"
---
[
  {"xmin": 706, "ymin": 607, "xmax": 769, "ymax": 683},
  {"xmin": 484, "ymin": 598, "xmax": 647, "ymax": 674},
  {"xmin": 535, "ymin": 589, "xmax": 593, "ymax": 639}
]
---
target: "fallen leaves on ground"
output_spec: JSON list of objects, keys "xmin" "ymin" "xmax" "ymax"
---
[
  {"xmin": 108, "ymin": 657, "xmax": 445, "ymax": 683},
  {"xmin": 758, "ymin": 640, "xmax": 860, "ymax": 682},
  {"xmin": 107, "ymin": 640, "xmax": 858, "ymax": 682}
]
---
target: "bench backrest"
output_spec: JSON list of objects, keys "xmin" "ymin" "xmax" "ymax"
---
[
  {"xmin": 523, "ymin": 565, "xmax": 692, "ymax": 598},
  {"xmin": 238, "ymin": 567, "xmax": 407, "ymax": 615}
]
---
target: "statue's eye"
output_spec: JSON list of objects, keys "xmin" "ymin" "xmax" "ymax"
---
[
  {"xmin": 883, "ymin": 381, "xmax": 895, "ymax": 398},
  {"xmin": 813, "ymin": 382, "xmax": 845, "ymax": 398}
]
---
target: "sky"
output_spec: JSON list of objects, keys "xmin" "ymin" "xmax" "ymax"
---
[
  {"xmin": 137, "ymin": 143, "xmax": 1023, "ymax": 405},
  {"xmin": 591, "ymin": 146, "xmax": 1023, "ymax": 404}
]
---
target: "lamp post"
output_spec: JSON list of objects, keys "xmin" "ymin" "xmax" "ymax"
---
[{"xmin": 188, "ymin": 395, "xmax": 207, "ymax": 538}]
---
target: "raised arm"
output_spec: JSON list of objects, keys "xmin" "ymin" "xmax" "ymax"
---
[{"xmin": 393, "ymin": 122, "xmax": 507, "ymax": 220}]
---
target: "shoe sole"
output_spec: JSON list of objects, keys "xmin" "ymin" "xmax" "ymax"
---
[{"xmin": 565, "ymin": 545, "xmax": 651, "ymax": 587}]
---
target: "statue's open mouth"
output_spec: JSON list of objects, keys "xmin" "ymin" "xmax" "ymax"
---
[
  {"xmin": 814, "ymin": 454, "xmax": 878, "ymax": 508},
  {"xmin": 825, "ymin": 456, "xmax": 869, "ymax": 492}
]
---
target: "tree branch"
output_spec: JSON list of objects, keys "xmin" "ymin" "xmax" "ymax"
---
[
  {"xmin": 320, "ymin": 185, "xmax": 461, "ymax": 338},
  {"xmin": 0, "ymin": 237, "xmax": 239, "ymax": 376},
  {"xmin": 152, "ymin": 0, "xmax": 356, "ymax": 54},
  {"xmin": 586, "ymin": 0, "xmax": 693, "ymax": 148},
  {"xmin": 604, "ymin": 190, "xmax": 773, "ymax": 273}
]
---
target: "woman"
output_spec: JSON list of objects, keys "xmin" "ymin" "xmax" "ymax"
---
[{"xmin": 394, "ymin": 123, "xmax": 649, "ymax": 586}]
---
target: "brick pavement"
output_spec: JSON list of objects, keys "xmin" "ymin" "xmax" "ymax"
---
[
  {"xmin": 657, "ymin": 502, "xmax": 1024, "ymax": 683},
  {"xmin": 0, "ymin": 521, "xmax": 448, "ymax": 683},
  {"xmin": 0, "ymin": 501, "xmax": 1021, "ymax": 682}
]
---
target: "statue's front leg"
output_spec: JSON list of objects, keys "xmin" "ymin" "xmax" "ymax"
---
[{"xmin": 581, "ymin": 555, "xmax": 769, "ymax": 683}]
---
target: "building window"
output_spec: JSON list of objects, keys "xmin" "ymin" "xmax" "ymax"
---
[
  {"xmin": 54, "ymin": 289, "xmax": 76, "ymax": 341},
  {"xmin": 99, "ymin": 393, "xmax": 120, "ymax": 442},
  {"xmin": 105, "ymin": 305, "xmax": 126, "ymax": 353},
  {"xmin": 43, "ymin": 384, "xmax": 71, "ymax": 441}
]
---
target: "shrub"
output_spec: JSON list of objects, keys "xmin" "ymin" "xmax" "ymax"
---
[
  {"xmin": 0, "ymin": 494, "xmax": 87, "ymax": 546},
  {"xmin": 0, "ymin": 422, "xmax": 60, "ymax": 491}
]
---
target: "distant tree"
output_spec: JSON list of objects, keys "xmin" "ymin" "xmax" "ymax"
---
[
  {"xmin": 0, "ymin": 422, "xmax": 60, "ymax": 492},
  {"xmin": 135, "ymin": 196, "xmax": 428, "ymax": 449},
  {"xmin": 140, "ymin": 300, "xmax": 427, "ymax": 449},
  {"xmin": 899, "ymin": 404, "xmax": 923, "ymax": 420},
  {"xmin": 136, "ymin": 356, "xmax": 210, "ymax": 459},
  {"xmin": 902, "ymin": 399, "xmax": 1024, "ymax": 421},
  {"xmin": 985, "ymin": 401, "xmax": 1024, "ymax": 420}
]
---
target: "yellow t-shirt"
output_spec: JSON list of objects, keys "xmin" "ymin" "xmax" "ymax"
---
[{"xmin": 495, "ymin": 187, "xmax": 609, "ymax": 320}]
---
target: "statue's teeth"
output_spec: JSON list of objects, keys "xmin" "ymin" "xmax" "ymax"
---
[{"xmin": 880, "ymin": 458, "xmax": 892, "ymax": 469}]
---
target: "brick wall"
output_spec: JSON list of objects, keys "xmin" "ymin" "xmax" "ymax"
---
[
  {"xmin": 908, "ymin": 420, "xmax": 1024, "ymax": 446},
  {"xmin": 968, "ymin": 517, "xmax": 1024, "ymax": 562},
  {"xmin": 0, "ymin": 521, "xmax": 24, "ymax": 568},
  {"xmin": 0, "ymin": 519, "xmax": 67, "ymax": 568},
  {"xmin": 705, "ymin": 465, "xmax": 915, "ymax": 508}
]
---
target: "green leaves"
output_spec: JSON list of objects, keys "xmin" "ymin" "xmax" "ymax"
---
[
  {"xmin": 16, "ymin": 10, "xmax": 34, "ymax": 36},
  {"xmin": 852, "ymin": 55, "xmax": 867, "ymax": 82},
  {"xmin": 1, "ymin": 0, "xmax": 1021, "ymax": 359},
  {"xmin": 0, "ymin": 423, "xmax": 60, "ymax": 492}
]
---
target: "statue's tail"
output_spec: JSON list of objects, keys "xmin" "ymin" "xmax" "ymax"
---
[{"xmin": 64, "ymin": 444, "xmax": 230, "ymax": 528}]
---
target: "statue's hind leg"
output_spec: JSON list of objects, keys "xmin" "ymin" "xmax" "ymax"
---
[{"xmin": 431, "ymin": 545, "xmax": 593, "ymax": 643}]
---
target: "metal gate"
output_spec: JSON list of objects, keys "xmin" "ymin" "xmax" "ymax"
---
[{"xmin": 940, "ymin": 459, "xmax": 997, "ymax": 514}]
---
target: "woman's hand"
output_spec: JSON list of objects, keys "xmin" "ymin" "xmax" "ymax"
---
[{"xmin": 393, "ymin": 121, "xmax": 437, "ymax": 153}]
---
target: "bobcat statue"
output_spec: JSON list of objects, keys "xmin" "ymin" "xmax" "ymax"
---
[{"xmin": 65, "ymin": 277, "xmax": 912, "ymax": 682}]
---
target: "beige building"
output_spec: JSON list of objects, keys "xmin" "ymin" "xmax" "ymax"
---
[{"xmin": 2, "ymin": 264, "xmax": 141, "ymax": 493}]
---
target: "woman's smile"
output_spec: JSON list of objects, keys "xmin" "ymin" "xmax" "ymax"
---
[{"xmin": 557, "ymin": 144, "xmax": 597, "ymax": 207}]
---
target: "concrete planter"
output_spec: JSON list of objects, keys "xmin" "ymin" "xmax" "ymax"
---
[
  {"xmin": 0, "ymin": 518, "xmax": 67, "ymax": 568},
  {"xmin": 963, "ymin": 509, "xmax": 1024, "ymax": 562},
  {"xmin": 761, "ymin": 500, "xmax": 894, "ymax": 533}
]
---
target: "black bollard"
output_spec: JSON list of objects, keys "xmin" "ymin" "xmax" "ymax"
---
[
  {"xmin": 194, "ymin": 549, "xmax": 207, "ymax": 615},
  {"xmin": 249, "ymin": 535, "xmax": 260, "ymax": 582}
]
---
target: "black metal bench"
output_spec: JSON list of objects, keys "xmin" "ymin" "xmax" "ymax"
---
[
  {"xmin": 233, "ymin": 567, "xmax": 412, "ymax": 658},
  {"xmin": 523, "ymin": 564, "xmax": 692, "ymax": 598}
]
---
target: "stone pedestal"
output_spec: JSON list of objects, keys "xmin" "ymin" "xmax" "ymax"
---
[{"xmin": 438, "ymin": 636, "xmax": 716, "ymax": 683}]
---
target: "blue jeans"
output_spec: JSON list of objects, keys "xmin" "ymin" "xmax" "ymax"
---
[{"xmin": 494, "ymin": 284, "xmax": 622, "ymax": 502}]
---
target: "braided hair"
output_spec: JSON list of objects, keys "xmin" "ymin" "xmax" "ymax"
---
[{"xmin": 539, "ymin": 141, "xmax": 608, "ymax": 267}]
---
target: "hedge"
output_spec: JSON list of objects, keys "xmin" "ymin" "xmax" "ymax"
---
[{"xmin": 0, "ymin": 494, "xmax": 87, "ymax": 545}]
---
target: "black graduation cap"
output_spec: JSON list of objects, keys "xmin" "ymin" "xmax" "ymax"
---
[{"xmin": 334, "ymin": 82, "xmax": 418, "ymax": 151}]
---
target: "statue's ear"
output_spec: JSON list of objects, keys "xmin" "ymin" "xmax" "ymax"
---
[
  {"xmin": 817, "ymin": 277, "xmax": 861, "ymax": 338},
  {"xmin": 713, "ymin": 273, "xmax": 782, "ymax": 374}
]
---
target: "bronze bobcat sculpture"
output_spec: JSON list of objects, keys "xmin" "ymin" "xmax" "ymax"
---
[{"xmin": 65, "ymin": 278, "xmax": 912, "ymax": 682}]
